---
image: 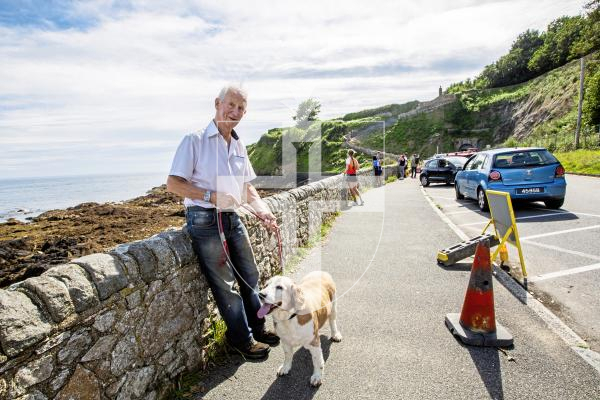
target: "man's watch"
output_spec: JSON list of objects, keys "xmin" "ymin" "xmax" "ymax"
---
[{"xmin": 203, "ymin": 190, "xmax": 212, "ymax": 203}]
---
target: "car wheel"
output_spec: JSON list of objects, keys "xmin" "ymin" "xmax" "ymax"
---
[
  {"xmin": 545, "ymin": 198, "xmax": 564, "ymax": 209},
  {"xmin": 420, "ymin": 175, "xmax": 429, "ymax": 187},
  {"xmin": 477, "ymin": 188, "xmax": 489, "ymax": 212},
  {"xmin": 455, "ymin": 184, "xmax": 464, "ymax": 200}
]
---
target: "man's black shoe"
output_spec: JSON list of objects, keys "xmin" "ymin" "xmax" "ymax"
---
[
  {"xmin": 227, "ymin": 339, "xmax": 270, "ymax": 360},
  {"xmin": 254, "ymin": 329, "xmax": 280, "ymax": 346}
]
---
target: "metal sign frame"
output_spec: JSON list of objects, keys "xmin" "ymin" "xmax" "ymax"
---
[{"xmin": 481, "ymin": 190, "xmax": 527, "ymax": 283}]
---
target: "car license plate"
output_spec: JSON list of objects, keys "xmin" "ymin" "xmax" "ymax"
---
[{"xmin": 517, "ymin": 187, "xmax": 544, "ymax": 194}]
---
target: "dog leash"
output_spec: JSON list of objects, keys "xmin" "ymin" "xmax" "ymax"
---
[
  {"xmin": 216, "ymin": 205, "xmax": 284, "ymax": 270},
  {"xmin": 240, "ymin": 203, "xmax": 284, "ymax": 269}
]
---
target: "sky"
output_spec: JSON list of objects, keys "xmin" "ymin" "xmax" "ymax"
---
[{"xmin": 0, "ymin": 0, "xmax": 589, "ymax": 178}]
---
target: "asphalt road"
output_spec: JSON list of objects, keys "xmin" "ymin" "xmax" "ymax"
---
[
  {"xmin": 189, "ymin": 178, "xmax": 600, "ymax": 399},
  {"xmin": 422, "ymin": 174, "xmax": 600, "ymax": 352}
]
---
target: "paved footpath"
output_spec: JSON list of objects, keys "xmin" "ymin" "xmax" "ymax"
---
[{"xmin": 191, "ymin": 178, "xmax": 600, "ymax": 399}]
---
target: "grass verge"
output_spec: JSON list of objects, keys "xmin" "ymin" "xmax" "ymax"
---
[{"xmin": 555, "ymin": 149, "xmax": 600, "ymax": 175}]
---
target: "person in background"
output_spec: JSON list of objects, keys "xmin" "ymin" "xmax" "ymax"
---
[
  {"xmin": 166, "ymin": 84, "xmax": 279, "ymax": 360},
  {"xmin": 372, "ymin": 155, "xmax": 383, "ymax": 186},
  {"xmin": 410, "ymin": 153, "xmax": 418, "ymax": 179},
  {"xmin": 398, "ymin": 154, "xmax": 407, "ymax": 180},
  {"xmin": 345, "ymin": 149, "xmax": 364, "ymax": 205},
  {"xmin": 415, "ymin": 154, "xmax": 421, "ymax": 174}
]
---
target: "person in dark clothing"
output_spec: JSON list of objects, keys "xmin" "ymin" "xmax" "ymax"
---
[
  {"xmin": 397, "ymin": 154, "xmax": 407, "ymax": 179},
  {"xmin": 410, "ymin": 154, "xmax": 419, "ymax": 178},
  {"xmin": 372, "ymin": 155, "xmax": 382, "ymax": 186}
]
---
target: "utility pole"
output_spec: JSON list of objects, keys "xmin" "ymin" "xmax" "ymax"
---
[{"xmin": 575, "ymin": 57, "xmax": 585, "ymax": 149}]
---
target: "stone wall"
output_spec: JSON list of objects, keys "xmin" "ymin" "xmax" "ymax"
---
[{"xmin": 0, "ymin": 168, "xmax": 390, "ymax": 399}]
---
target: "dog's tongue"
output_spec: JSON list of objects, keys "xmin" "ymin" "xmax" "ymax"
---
[{"xmin": 257, "ymin": 303, "xmax": 271, "ymax": 319}]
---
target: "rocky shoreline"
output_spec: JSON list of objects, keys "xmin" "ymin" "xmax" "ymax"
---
[
  {"xmin": 0, "ymin": 185, "xmax": 185, "ymax": 287},
  {"xmin": 0, "ymin": 185, "xmax": 283, "ymax": 288}
]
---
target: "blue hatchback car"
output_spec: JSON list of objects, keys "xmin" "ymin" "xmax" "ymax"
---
[{"xmin": 454, "ymin": 147, "xmax": 566, "ymax": 211}]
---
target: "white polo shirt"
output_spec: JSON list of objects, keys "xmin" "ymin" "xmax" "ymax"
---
[{"xmin": 169, "ymin": 120, "xmax": 257, "ymax": 208}]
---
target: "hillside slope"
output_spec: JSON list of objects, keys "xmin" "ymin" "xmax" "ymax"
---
[
  {"xmin": 249, "ymin": 53, "xmax": 598, "ymax": 175},
  {"xmin": 247, "ymin": 103, "xmax": 419, "ymax": 175},
  {"xmin": 361, "ymin": 56, "xmax": 585, "ymax": 156}
]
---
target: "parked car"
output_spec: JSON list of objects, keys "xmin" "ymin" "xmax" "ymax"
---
[
  {"xmin": 419, "ymin": 156, "xmax": 468, "ymax": 186},
  {"xmin": 454, "ymin": 147, "xmax": 566, "ymax": 211}
]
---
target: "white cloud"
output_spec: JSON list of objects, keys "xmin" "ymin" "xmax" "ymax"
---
[{"xmin": 0, "ymin": 0, "xmax": 587, "ymax": 177}]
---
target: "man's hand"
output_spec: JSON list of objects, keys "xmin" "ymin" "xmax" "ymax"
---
[
  {"xmin": 212, "ymin": 192, "xmax": 240, "ymax": 210},
  {"xmin": 257, "ymin": 211, "xmax": 278, "ymax": 233}
]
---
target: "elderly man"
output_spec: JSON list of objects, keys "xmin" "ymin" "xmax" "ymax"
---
[{"xmin": 166, "ymin": 85, "xmax": 279, "ymax": 360}]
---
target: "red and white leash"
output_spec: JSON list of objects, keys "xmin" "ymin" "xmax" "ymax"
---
[
  {"xmin": 241, "ymin": 204, "xmax": 283, "ymax": 269},
  {"xmin": 216, "ymin": 205, "xmax": 283, "ymax": 270}
]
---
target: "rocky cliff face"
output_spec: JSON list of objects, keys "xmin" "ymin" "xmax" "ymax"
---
[{"xmin": 510, "ymin": 82, "xmax": 577, "ymax": 140}]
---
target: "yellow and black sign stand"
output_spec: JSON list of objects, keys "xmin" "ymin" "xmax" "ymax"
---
[
  {"xmin": 484, "ymin": 190, "xmax": 528, "ymax": 287},
  {"xmin": 437, "ymin": 190, "xmax": 527, "ymax": 287}
]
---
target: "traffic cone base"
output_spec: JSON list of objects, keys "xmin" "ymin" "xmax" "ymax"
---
[
  {"xmin": 445, "ymin": 239, "xmax": 514, "ymax": 347},
  {"xmin": 445, "ymin": 313, "xmax": 513, "ymax": 347}
]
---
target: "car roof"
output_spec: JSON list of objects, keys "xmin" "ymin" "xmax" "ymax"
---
[{"xmin": 479, "ymin": 147, "xmax": 547, "ymax": 156}]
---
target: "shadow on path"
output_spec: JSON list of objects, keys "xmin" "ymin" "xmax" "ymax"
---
[
  {"xmin": 191, "ymin": 336, "xmax": 333, "ymax": 400},
  {"xmin": 467, "ymin": 345, "xmax": 506, "ymax": 400},
  {"xmin": 261, "ymin": 336, "xmax": 333, "ymax": 400}
]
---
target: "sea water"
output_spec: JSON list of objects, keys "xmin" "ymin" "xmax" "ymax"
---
[{"xmin": 0, "ymin": 172, "xmax": 168, "ymax": 223}]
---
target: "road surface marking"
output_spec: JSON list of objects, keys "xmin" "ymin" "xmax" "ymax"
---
[
  {"xmin": 445, "ymin": 210, "xmax": 476, "ymax": 215},
  {"xmin": 521, "ymin": 224, "xmax": 600, "ymax": 240},
  {"xmin": 530, "ymin": 207, "xmax": 600, "ymax": 219},
  {"xmin": 492, "ymin": 268, "xmax": 600, "ymax": 375},
  {"xmin": 529, "ymin": 263, "xmax": 600, "ymax": 282},
  {"xmin": 458, "ymin": 212, "xmax": 571, "ymax": 226},
  {"xmin": 521, "ymin": 240, "xmax": 600, "ymax": 261},
  {"xmin": 430, "ymin": 196, "xmax": 457, "ymax": 200},
  {"xmin": 435, "ymin": 203, "xmax": 468, "ymax": 209}
]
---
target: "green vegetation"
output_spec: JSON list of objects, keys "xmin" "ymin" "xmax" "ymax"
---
[
  {"xmin": 583, "ymin": 60, "xmax": 600, "ymax": 126},
  {"xmin": 555, "ymin": 149, "xmax": 600, "ymax": 175},
  {"xmin": 248, "ymin": 117, "xmax": 379, "ymax": 175},
  {"xmin": 457, "ymin": 83, "xmax": 529, "ymax": 112},
  {"xmin": 342, "ymin": 101, "xmax": 419, "ymax": 121},
  {"xmin": 448, "ymin": 2, "xmax": 599, "ymax": 91},
  {"xmin": 385, "ymin": 175, "xmax": 398, "ymax": 184}
]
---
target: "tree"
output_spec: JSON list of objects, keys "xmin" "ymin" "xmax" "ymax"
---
[
  {"xmin": 293, "ymin": 98, "xmax": 321, "ymax": 128},
  {"xmin": 570, "ymin": 0, "xmax": 600, "ymax": 56},
  {"xmin": 478, "ymin": 29, "xmax": 543, "ymax": 87},
  {"xmin": 583, "ymin": 67, "xmax": 600, "ymax": 126},
  {"xmin": 528, "ymin": 16, "xmax": 585, "ymax": 74}
]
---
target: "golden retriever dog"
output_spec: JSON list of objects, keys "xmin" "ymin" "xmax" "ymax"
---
[{"xmin": 257, "ymin": 271, "xmax": 342, "ymax": 386}]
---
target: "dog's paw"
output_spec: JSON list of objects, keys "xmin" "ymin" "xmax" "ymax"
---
[
  {"xmin": 330, "ymin": 333, "xmax": 343, "ymax": 342},
  {"xmin": 310, "ymin": 373, "xmax": 322, "ymax": 387},
  {"xmin": 277, "ymin": 364, "xmax": 291, "ymax": 376}
]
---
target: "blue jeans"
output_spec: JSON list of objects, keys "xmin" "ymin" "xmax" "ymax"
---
[{"xmin": 186, "ymin": 207, "xmax": 264, "ymax": 347}]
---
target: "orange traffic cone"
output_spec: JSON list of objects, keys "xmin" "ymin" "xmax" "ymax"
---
[{"xmin": 445, "ymin": 239, "xmax": 513, "ymax": 347}]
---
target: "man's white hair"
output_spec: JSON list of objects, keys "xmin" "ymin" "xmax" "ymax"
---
[{"xmin": 218, "ymin": 84, "xmax": 248, "ymax": 102}]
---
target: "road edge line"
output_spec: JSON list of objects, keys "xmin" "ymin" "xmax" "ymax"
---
[{"xmin": 421, "ymin": 186, "xmax": 600, "ymax": 375}]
